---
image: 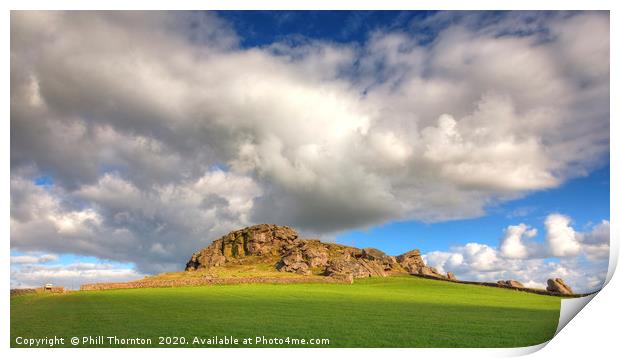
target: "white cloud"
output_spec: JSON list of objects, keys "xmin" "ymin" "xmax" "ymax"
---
[
  {"xmin": 579, "ymin": 220, "xmax": 610, "ymax": 260},
  {"xmin": 546, "ymin": 214, "xmax": 581, "ymax": 257},
  {"xmin": 11, "ymin": 170, "xmax": 261, "ymax": 273},
  {"xmin": 461, "ymin": 243, "xmax": 500, "ymax": 271},
  {"xmin": 425, "ymin": 215, "xmax": 609, "ymax": 293},
  {"xmin": 425, "ymin": 246, "xmax": 606, "ymax": 293},
  {"xmin": 50, "ymin": 209, "xmax": 102, "ymax": 236},
  {"xmin": 10, "ymin": 11, "xmax": 609, "ymax": 276},
  {"xmin": 499, "ymin": 224, "xmax": 537, "ymax": 259},
  {"xmin": 10, "ymin": 262, "xmax": 144, "ymax": 289},
  {"xmin": 11, "ymin": 254, "xmax": 58, "ymax": 265}
]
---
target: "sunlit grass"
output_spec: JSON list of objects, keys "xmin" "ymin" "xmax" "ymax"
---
[{"xmin": 11, "ymin": 276, "xmax": 560, "ymax": 348}]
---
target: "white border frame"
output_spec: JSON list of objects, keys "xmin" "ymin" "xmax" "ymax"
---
[{"xmin": 3, "ymin": 2, "xmax": 616, "ymax": 357}]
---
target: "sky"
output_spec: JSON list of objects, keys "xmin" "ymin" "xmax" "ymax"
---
[{"xmin": 10, "ymin": 11, "xmax": 610, "ymax": 293}]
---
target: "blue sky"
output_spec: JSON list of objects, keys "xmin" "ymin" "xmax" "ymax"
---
[
  {"xmin": 215, "ymin": 10, "xmax": 437, "ymax": 46},
  {"xmin": 10, "ymin": 11, "xmax": 609, "ymax": 292},
  {"xmin": 214, "ymin": 10, "xmax": 562, "ymax": 49}
]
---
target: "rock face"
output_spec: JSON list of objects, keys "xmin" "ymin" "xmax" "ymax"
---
[
  {"xmin": 276, "ymin": 240, "xmax": 331, "ymax": 275},
  {"xmin": 446, "ymin": 272, "xmax": 456, "ymax": 280},
  {"xmin": 185, "ymin": 224, "xmax": 298, "ymax": 271},
  {"xmin": 395, "ymin": 249, "xmax": 424, "ymax": 271},
  {"xmin": 497, "ymin": 280, "xmax": 524, "ymax": 288},
  {"xmin": 278, "ymin": 243, "xmax": 401, "ymax": 279},
  {"xmin": 185, "ymin": 224, "xmax": 446, "ymax": 281},
  {"xmin": 546, "ymin": 278, "xmax": 573, "ymax": 295}
]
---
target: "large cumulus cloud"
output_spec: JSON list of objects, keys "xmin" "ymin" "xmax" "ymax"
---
[{"xmin": 10, "ymin": 11, "xmax": 609, "ymax": 274}]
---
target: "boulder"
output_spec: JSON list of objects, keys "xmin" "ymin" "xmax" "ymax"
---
[
  {"xmin": 546, "ymin": 278, "xmax": 573, "ymax": 295},
  {"xmin": 446, "ymin": 272, "xmax": 456, "ymax": 280},
  {"xmin": 276, "ymin": 240, "xmax": 330, "ymax": 273},
  {"xmin": 300, "ymin": 241, "xmax": 330, "ymax": 268},
  {"xmin": 497, "ymin": 280, "xmax": 524, "ymax": 288},
  {"xmin": 378, "ymin": 255, "xmax": 399, "ymax": 272},
  {"xmin": 358, "ymin": 259, "xmax": 389, "ymax": 277},
  {"xmin": 417, "ymin": 266, "xmax": 445, "ymax": 278},
  {"xmin": 276, "ymin": 248, "xmax": 310, "ymax": 275},
  {"xmin": 325, "ymin": 257, "xmax": 379, "ymax": 278},
  {"xmin": 360, "ymin": 248, "xmax": 402, "ymax": 273},
  {"xmin": 185, "ymin": 246, "xmax": 226, "ymax": 271},
  {"xmin": 396, "ymin": 249, "xmax": 426, "ymax": 274}
]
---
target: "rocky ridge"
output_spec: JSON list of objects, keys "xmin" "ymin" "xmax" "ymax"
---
[
  {"xmin": 184, "ymin": 224, "xmax": 578, "ymax": 296},
  {"xmin": 185, "ymin": 224, "xmax": 445, "ymax": 280}
]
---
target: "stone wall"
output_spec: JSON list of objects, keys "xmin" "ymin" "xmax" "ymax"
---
[
  {"xmin": 81, "ymin": 276, "xmax": 347, "ymax": 291},
  {"xmin": 10, "ymin": 286, "xmax": 66, "ymax": 296},
  {"xmin": 41, "ymin": 286, "xmax": 66, "ymax": 294},
  {"xmin": 10, "ymin": 288, "xmax": 37, "ymax": 297}
]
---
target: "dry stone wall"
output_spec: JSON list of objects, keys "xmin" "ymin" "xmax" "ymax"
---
[{"xmin": 81, "ymin": 276, "xmax": 346, "ymax": 291}]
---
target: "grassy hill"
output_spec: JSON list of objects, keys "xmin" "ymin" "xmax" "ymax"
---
[
  {"xmin": 147, "ymin": 257, "xmax": 310, "ymax": 279},
  {"xmin": 10, "ymin": 276, "xmax": 560, "ymax": 348}
]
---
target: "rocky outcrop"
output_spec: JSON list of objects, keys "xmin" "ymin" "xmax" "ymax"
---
[
  {"xmin": 324, "ymin": 257, "xmax": 367, "ymax": 277},
  {"xmin": 277, "ymin": 249, "xmax": 311, "ymax": 275},
  {"xmin": 361, "ymin": 248, "xmax": 386, "ymax": 260},
  {"xmin": 394, "ymin": 249, "xmax": 448, "ymax": 279},
  {"xmin": 396, "ymin": 249, "xmax": 426, "ymax": 274},
  {"xmin": 497, "ymin": 280, "xmax": 524, "ymax": 288},
  {"xmin": 276, "ymin": 239, "xmax": 331, "ymax": 275},
  {"xmin": 325, "ymin": 256, "xmax": 386, "ymax": 278},
  {"xmin": 278, "ymin": 243, "xmax": 395, "ymax": 279},
  {"xmin": 546, "ymin": 278, "xmax": 573, "ymax": 295},
  {"xmin": 446, "ymin": 272, "xmax": 456, "ymax": 280},
  {"xmin": 361, "ymin": 248, "xmax": 401, "ymax": 272},
  {"xmin": 185, "ymin": 224, "xmax": 298, "ymax": 271},
  {"xmin": 186, "ymin": 224, "xmax": 443, "ymax": 280}
]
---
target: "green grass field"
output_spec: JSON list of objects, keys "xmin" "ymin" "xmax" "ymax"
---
[{"xmin": 10, "ymin": 276, "xmax": 560, "ymax": 348}]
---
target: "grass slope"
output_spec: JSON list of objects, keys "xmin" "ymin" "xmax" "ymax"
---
[
  {"xmin": 145, "ymin": 259, "xmax": 302, "ymax": 280},
  {"xmin": 11, "ymin": 276, "xmax": 560, "ymax": 348}
]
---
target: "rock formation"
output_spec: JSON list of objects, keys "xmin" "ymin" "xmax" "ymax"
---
[
  {"xmin": 185, "ymin": 224, "xmax": 298, "ymax": 271},
  {"xmin": 185, "ymin": 224, "xmax": 448, "ymax": 280},
  {"xmin": 395, "ymin": 249, "xmax": 447, "ymax": 278},
  {"xmin": 183, "ymin": 225, "xmax": 580, "ymax": 296},
  {"xmin": 497, "ymin": 280, "xmax": 524, "ymax": 288},
  {"xmin": 395, "ymin": 249, "xmax": 425, "ymax": 273},
  {"xmin": 546, "ymin": 278, "xmax": 573, "ymax": 295}
]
